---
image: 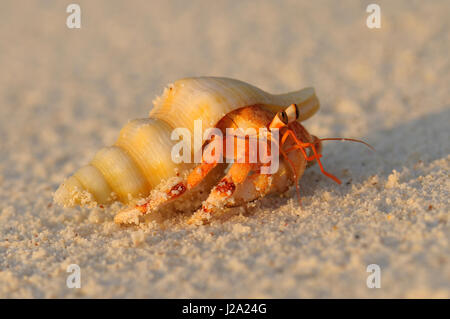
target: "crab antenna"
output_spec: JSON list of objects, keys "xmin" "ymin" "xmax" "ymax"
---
[{"xmin": 317, "ymin": 138, "xmax": 375, "ymax": 151}]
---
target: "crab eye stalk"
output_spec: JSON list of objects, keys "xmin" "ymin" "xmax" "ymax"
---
[
  {"xmin": 279, "ymin": 111, "xmax": 289, "ymax": 124},
  {"xmin": 269, "ymin": 111, "xmax": 289, "ymax": 129},
  {"xmin": 285, "ymin": 103, "xmax": 299, "ymax": 122}
]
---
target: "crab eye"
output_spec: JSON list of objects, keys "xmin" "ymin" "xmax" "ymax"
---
[
  {"xmin": 269, "ymin": 110, "xmax": 290, "ymax": 129},
  {"xmin": 285, "ymin": 103, "xmax": 299, "ymax": 122},
  {"xmin": 278, "ymin": 111, "xmax": 289, "ymax": 124}
]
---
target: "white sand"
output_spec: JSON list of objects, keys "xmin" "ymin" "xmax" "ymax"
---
[{"xmin": 0, "ymin": 0, "xmax": 449, "ymax": 298}]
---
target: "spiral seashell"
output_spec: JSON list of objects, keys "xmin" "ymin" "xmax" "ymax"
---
[{"xmin": 54, "ymin": 77, "xmax": 320, "ymax": 208}]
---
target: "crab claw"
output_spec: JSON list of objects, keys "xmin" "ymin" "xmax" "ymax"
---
[{"xmin": 114, "ymin": 205, "xmax": 147, "ymax": 225}]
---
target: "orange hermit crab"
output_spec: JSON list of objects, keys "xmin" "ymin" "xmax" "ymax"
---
[{"xmin": 54, "ymin": 77, "xmax": 372, "ymax": 225}]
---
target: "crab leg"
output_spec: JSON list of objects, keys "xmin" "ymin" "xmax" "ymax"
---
[
  {"xmin": 281, "ymin": 123, "xmax": 340, "ymax": 184},
  {"xmin": 187, "ymin": 148, "xmax": 309, "ymax": 225},
  {"xmin": 187, "ymin": 162, "xmax": 257, "ymax": 224},
  {"xmin": 188, "ymin": 133, "xmax": 307, "ymax": 225},
  {"xmin": 188, "ymin": 122, "xmax": 316, "ymax": 224}
]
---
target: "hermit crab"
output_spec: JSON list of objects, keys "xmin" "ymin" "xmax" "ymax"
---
[{"xmin": 54, "ymin": 77, "xmax": 372, "ymax": 225}]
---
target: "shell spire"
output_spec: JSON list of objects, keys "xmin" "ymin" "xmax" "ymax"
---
[{"xmin": 54, "ymin": 77, "xmax": 320, "ymax": 208}]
